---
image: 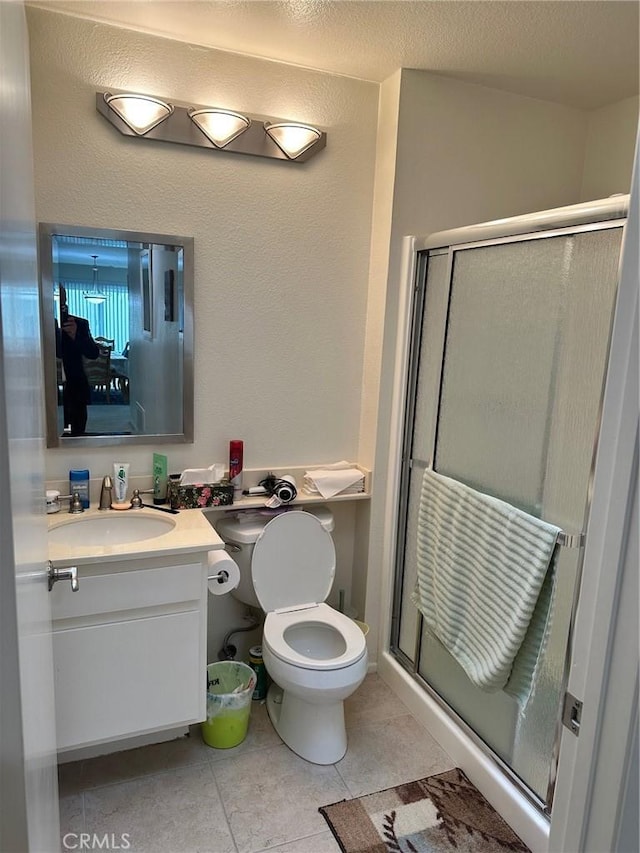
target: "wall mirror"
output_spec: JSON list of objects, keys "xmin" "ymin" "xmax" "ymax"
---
[{"xmin": 39, "ymin": 223, "xmax": 194, "ymax": 448}]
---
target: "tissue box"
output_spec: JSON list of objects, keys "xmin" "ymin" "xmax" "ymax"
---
[{"xmin": 167, "ymin": 481, "xmax": 234, "ymax": 510}]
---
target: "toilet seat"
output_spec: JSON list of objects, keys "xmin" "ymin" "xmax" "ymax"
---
[
  {"xmin": 264, "ymin": 604, "xmax": 367, "ymax": 671},
  {"xmin": 251, "ymin": 512, "xmax": 367, "ymax": 672}
]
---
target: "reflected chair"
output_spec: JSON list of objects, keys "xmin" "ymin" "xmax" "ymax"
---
[
  {"xmin": 83, "ymin": 346, "xmax": 112, "ymax": 403},
  {"xmin": 56, "ymin": 358, "xmax": 64, "ymax": 404},
  {"xmin": 95, "ymin": 336, "xmax": 115, "ymax": 350},
  {"xmin": 110, "ymin": 343, "xmax": 130, "ymax": 402}
]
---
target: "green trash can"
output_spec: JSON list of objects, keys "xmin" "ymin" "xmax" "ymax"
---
[{"xmin": 201, "ymin": 661, "xmax": 257, "ymax": 749}]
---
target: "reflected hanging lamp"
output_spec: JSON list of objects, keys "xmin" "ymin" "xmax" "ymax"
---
[{"xmin": 83, "ymin": 255, "xmax": 107, "ymax": 305}]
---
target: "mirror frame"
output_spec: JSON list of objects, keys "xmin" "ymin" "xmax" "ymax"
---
[{"xmin": 39, "ymin": 222, "xmax": 194, "ymax": 448}]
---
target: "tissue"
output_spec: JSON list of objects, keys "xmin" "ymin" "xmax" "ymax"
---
[
  {"xmin": 207, "ymin": 550, "xmax": 240, "ymax": 596},
  {"xmin": 180, "ymin": 463, "xmax": 225, "ymax": 485}
]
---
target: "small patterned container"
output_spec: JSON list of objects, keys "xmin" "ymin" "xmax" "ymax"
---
[{"xmin": 166, "ymin": 480, "xmax": 234, "ymax": 510}]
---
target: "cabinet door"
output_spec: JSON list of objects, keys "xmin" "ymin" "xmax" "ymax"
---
[{"xmin": 54, "ymin": 611, "xmax": 202, "ymax": 750}]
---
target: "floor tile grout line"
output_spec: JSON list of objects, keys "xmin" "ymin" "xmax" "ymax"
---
[
  {"xmin": 206, "ymin": 761, "xmax": 240, "ymax": 853},
  {"xmin": 205, "ymin": 740, "xmax": 285, "ymax": 767},
  {"xmin": 250, "ymin": 828, "xmax": 340, "ymax": 853},
  {"xmin": 332, "ymin": 761, "xmax": 357, "ymax": 800},
  {"xmin": 80, "ymin": 790, "xmax": 86, "ymax": 836},
  {"xmin": 207, "ymin": 743, "xmax": 349, "ymax": 853}
]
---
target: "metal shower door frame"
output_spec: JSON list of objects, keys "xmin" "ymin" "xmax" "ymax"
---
[{"xmin": 390, "ymin": 200, "xmax": 628, "ymax": 814}]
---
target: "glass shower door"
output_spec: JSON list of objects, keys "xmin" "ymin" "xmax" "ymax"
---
[{"xmin": 392, "ymin": 223, "xmax": 624, "ymax": 806}]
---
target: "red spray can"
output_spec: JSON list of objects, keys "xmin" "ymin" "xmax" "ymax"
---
[{"xmin": 229, "ymin": 440, "xmax": 243, "ymax": 495}]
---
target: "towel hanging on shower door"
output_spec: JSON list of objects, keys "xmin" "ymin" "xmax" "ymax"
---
[{"xmin": 411, "ymin": 469, "xmax": 561, "ymax": 709}]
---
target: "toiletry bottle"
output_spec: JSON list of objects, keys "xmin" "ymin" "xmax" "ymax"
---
[
  {"xmin": 113, "ymin": 463, "xmax": 129, "ymax": 503},
  {"xmin": 69, "ymin": 469, "xmax": 90, "ymax": 508},
  {"xmin": 229, "ymin": 440, "xmax": 243, "ymax": 495},
  {"xmin": 153, "ymin": 453, "xmax": 168, "ymax": 504}
]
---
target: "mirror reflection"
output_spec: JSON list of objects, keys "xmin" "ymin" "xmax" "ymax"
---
[{"xmin": 39, "ymin": 224, "xmax": 194, "ymax": 447}]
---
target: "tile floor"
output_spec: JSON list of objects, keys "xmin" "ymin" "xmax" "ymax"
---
[{"xmin": 58, "ymin": 674, "xmax": 455, "ymax": 853}]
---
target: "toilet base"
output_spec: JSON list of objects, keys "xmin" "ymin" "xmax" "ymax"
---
[{"xmin": 266, "ymin": 683, "xmax": 347, "ymax": 765}]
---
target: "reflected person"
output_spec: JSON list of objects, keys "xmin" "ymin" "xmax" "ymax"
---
[{"xmin": 56, "ymin": 284, "xmax": 100, "ymax": 435}]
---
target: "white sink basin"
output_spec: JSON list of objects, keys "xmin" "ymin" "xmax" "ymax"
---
[{"xmin": 48, "ymin": 512, "xmax": 176, "ymax": 547}]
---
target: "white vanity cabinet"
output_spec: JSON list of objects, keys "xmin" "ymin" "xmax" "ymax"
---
[{"xmin": 50, "ymin": 553, "xmax": 209, "ymax": 752}]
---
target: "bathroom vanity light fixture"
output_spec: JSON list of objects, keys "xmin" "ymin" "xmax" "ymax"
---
[
  {"xmin": 264, "ymin": 122, "xmax": 322, "ymax": 160},
  {"xmin": 96, "ymin": 89, "xmax": 326, "ymax": 163},
  {"xmin": 188, "ymin": 109, "xmax": 251, "ymax": 148},
  {"xmin": 103, "ymin": 93, "xmax": 174, "ymax": 136}
]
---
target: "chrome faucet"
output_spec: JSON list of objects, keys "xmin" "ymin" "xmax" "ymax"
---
[
  {"xmin": 57, "ymin": 491, "xmax": 84, "ymax": 514},
  {"xmin": 99, "ymin": 476, "xmax": 113, "ymax": 510},
  {"xmin": 129, "ymin": 488, "xmax": 154, "ymax": 509}
]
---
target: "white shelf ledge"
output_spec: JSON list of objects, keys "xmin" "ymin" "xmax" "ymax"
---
[{"xmin": 202, "ymin": 464, "xmax": 372, "ymax": 514}]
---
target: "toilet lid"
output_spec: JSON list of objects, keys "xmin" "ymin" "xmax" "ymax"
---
[{"xmin": 251, "ymin": 511, "xmax": 335, "ymax": 612}]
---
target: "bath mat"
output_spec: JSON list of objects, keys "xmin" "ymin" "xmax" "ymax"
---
[{"xmin": 319, "ymin": 768, "xmax": 530, "ymax": 852}]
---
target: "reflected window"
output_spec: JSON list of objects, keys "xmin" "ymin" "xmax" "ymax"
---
[{"xmin": 55, "ymin": 282, "xmax": 130, "ymax": 355}]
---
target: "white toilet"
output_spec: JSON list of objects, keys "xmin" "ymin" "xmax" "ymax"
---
[{"xmin": 215, "ymin": 508, "xmax": 368, "ymax": 764}]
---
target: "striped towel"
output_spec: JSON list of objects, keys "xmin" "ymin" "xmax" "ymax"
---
[{"xmin": 411, "ymin": 469, "xmax": 560, "ymax": 707}]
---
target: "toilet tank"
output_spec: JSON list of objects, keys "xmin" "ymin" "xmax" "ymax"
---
[{"xmin": 214, "ymin": 507, "xmax": 334, "ymax": 609}]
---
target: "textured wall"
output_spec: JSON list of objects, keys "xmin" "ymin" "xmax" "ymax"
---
[
  {"xmin": 364, "ymin": 68, "xmax": 590, "ymax": 651},
  {"xmin": 581, "ymin": 95, "xmax": 639, "ymax": 202},
  {"xmin": 27, "ymin": 7, "xmax": 378, "ymax": 481}
]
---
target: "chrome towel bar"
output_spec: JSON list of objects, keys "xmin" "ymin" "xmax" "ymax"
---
[
  {"xmin": 422, "ymin": 463, "xmax": 585, "ymax": 550},
  {"xmin": 556, "ymin": 531, "xmax": 584, "ymax": 549}
]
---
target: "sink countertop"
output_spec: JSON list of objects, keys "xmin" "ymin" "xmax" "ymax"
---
[{"xmin": 48, "ymin": 507, "xmax": 224, "ymax": 566}]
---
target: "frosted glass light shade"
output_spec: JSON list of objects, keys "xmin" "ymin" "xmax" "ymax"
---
[
  {"xmin": 104, "ymin": 93, "xmax": 173, "ymax": 135},
  {"xmin": 264, "ymin": 122, "xmax": 322, "ymax": 159},
  {"xmin": 189, "ymin": 109, "xmax": 251, "ymax": 148}
]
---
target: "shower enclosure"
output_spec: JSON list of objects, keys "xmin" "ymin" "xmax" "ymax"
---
[{"xmin": 390, "ymin": 196, "xmax": 628, "ymax": 812}]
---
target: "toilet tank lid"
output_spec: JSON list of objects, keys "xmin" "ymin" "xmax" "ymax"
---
[{"xmin": 215, "ymin": 505, "xmax": 334, "ymax": 544}]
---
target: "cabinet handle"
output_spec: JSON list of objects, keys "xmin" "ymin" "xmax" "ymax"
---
[{"xmin": 47, "ymin": 560, "xmax": 79, "ymax": 592}]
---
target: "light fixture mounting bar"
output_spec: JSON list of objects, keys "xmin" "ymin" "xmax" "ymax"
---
[{"xmin": 96, "ymin": 91, "xmax": 326, "ymax": 163}]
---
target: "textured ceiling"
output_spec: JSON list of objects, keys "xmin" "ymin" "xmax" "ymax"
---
[{"xmin": 27, "ymin": 0, "xmax": 639, "ymax": 110}]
